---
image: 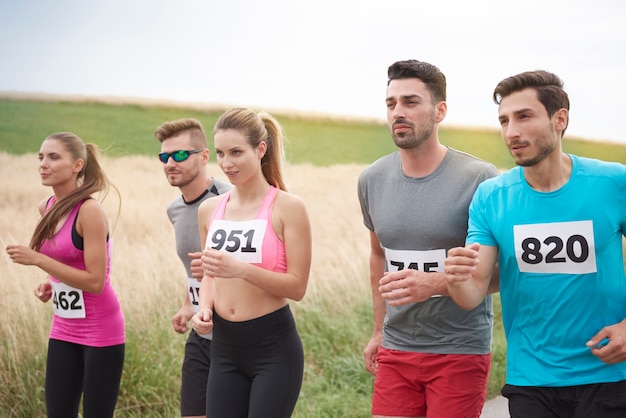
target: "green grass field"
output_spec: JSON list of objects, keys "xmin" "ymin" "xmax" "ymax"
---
[
  {"xmin": 1, "ymin": 97, "xmax": 624, "ymax": 417},
  {"xmin": 2, "ymin": 97, "xmax": 625, "ymax": 166}
]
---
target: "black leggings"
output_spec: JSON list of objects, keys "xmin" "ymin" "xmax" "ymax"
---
[
  {"xmin": 207, "ymin": 305, "xmax": 304, "ymax": 418},
  {"xmin": 45, "ymin": 339, "xmax": 125, "ymax": 418}
]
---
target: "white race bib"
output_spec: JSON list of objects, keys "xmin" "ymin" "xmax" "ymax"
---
[
  {"xmin": 384, "ymin": 248, "xmax": 446, "ymax": 298},
  {"xmin": 513, "ymin": 220, "xmax": 597, "ymax": 274},
  {"xmin": 186, "ymin": 276, "xmax": 201, "ymax": 314},
  {"xmin": 186, "ymin": 277, "xmax": 212, "ymax": 339},
  {"xmin": 206, "ymin": 219, "xmax": 267, "ymax": 263},
  {"xmin": 51, "ymin": 281, "xmax": 86, "ymax": 319}
]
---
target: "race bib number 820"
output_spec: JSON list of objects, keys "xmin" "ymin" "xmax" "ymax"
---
[{"xmin": 513, "ymin": 220, "xmax": 597, "ymax": 274}]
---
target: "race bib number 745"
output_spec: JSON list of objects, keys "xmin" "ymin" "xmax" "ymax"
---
[
  {"xmin": 384, "ymin": 248, "xmax": 446, "ymax": 298},
  {"xmin": 384, "ymin": 248, "xmax": 446, "ymax": 273},
  {"xmin": 513, "ymin": 220, "xmax": 597, "ymax": 274}
]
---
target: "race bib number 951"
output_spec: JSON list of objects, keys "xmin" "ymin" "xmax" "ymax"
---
[
  {"xmin": 51, "ymin": 281, "xmax": 86, "ymax": 319},
  {"xmin": 206, "ymin": 219, "xmax": 266, "ymax": 263},
  {"xmin": 513, "ymin": 220, "xmax": 597, "ymax": 274}
]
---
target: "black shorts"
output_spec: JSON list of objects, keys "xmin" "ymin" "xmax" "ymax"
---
[
  {"xmin": 180, "ymin": 329, "xmax": 211, "ymax": 416},
  {"xmin": 502, "ymin": 380, "xmax": 626, "ymax": 418}
]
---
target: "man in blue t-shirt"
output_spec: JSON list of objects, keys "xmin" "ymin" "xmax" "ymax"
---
[{"xmin": 445, "ymin": 70, "xmax": 626, "ymax": 417}]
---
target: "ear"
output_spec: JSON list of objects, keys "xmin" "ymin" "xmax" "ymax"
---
[
  {"xmin": 434, "ymin": 101, "xmax": 447, "ymax": 123},
  {"xmin": 257, "ymin": 141, "xmax": 267, "ymax": 159},
  {"xmin": 73, "ymin": 158, "xmax": 85, "ymax": 174},
  {"xmin": 554, "ymin": 108, "xmax": 568, "ymax": 136},
  {"xmin": 201, "ymin": 148, "xmax": 210, "ymax": 164}
]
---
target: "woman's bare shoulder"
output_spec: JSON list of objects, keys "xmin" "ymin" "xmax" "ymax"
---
[
  {"xmin": 199, "ymin": 194, "xmax": 223, "ymax": 211},
  {"xmin": 275, "ymin": 190, "xmax": 309, "ymax": 223}
]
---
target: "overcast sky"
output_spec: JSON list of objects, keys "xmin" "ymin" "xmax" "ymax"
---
[{"xmin": 1, "ymin": 0, "xmax": 625, "ymax": 144}]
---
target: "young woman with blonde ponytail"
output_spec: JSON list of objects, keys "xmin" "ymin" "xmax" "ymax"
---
[{"xmin": 192, "ymin": 108, "xmax": 312, "ymax": 417}]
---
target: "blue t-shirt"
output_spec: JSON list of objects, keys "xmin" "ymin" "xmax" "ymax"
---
[{"xmin": 468, "ymin": 154, "xmax": 626, "ymax": 386}]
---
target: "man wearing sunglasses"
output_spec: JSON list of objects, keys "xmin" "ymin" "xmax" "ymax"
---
[{"xmin": 155, "ymin": 118, "xmax": 232, "ymax": 418}]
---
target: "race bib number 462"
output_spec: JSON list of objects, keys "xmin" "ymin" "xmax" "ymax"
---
[
  {"xmin": 51, "ymin": 281, "xmax": 86, "ymax": 319},
  {"xmin": 513, "ymin": 220, "xmax": 597, "ymax": 274}
]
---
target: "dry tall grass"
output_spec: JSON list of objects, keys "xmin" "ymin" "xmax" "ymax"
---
[{"xmin": 0, "ymin": 152, "xmax": 372, "ymax": 392}]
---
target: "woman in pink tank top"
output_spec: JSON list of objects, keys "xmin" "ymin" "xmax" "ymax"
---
[
  {"xmin": 5, "ymin": 132, "xmax": 125, "ymax": 418},
  {"xmin": 192, "ymin": 108, "xmax": 312, "ymax": 417}
]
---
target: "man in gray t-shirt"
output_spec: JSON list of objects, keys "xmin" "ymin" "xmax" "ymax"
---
[
  {"xmin": 357, "ymin": 60, "xmax": 499, "ymax": 418},
  {"xmin": 155, "ymin": 118, "xmax": 231, "ymax": 418}
]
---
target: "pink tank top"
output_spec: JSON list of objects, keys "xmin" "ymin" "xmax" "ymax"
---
[
  {"xmin": 40, "ymin": 197, "xmax": 125, "ymax": 347},
  {"xmin": 207, "ymin": 186, "xmax": 287, "ymax": 272}
]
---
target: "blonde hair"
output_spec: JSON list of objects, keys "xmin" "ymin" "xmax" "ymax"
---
[
  {"xmin": 213, "ymin": 108, "xmax": 286, "ymax": 191},
  {"xmin": 154, "ymin": 118, "xmax": 208, "ymax": 149}
]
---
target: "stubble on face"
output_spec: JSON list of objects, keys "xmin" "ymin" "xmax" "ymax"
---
[
  {"xmin": 513, "ymin": 131, "xmax": 558, "ymax": 167},
  {"xmin": 166, "ymin": 163, "xmax": 200, "ymax": 188},
  {"xmin": 499, "ymin": 88, "xmax": 563, "ymax": 168},
  {"xmin": 391, "ymin": 116, "xmax": 434, "ymax": 150},
  {"xmin": 386, "ymin": 78, "xmax": 438, "ymax": 151},
  {"xmin": 161, "ymin": 132, "xmax": 202, "ymax": 188}
]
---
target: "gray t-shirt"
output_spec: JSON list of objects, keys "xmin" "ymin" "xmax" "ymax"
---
[
  {"xmin": 167, "ymin": 178, "xmax": 232, "ymax": 277},
  {"xmin": 358, "ymin": 148, "xmax": 499, "ymax": 354},
  {"xmin": 167, "ymin": 178, "xmax": 232, "ymax": 340}
]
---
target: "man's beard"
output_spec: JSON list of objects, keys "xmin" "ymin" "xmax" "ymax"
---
[
  {"xmin": 513, "ymin": 133, "xmax": 558, "ymax": 167},
  {"xmin": 391, "ymin": 119, "xmax": 434, "ymax": 150}
]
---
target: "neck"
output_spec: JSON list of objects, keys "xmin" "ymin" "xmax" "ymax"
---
[
  {"xmin": 231, "ymin": 177, "xmax": 271, "ymax": 204},
  {"xmin": 523, "ymin": 152, "xmax": 572, "ymax": 192},
  {"xmin": 399, "ymin": 141, "xmax": 447, "ymax": 178},
  {"xmin": 52, "ymin": 182, "xmax": 79, "ymax": 201},
  {"xmin": 180, "ymin": 174, "xmax": 213, "ymax": 202}
]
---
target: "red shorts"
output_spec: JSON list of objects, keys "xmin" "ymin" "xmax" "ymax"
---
[{"xmin": 372, "ymin": 347, "xmax": 491, "ymax": 418}]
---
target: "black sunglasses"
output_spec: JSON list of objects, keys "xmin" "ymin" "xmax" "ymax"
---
[{"xmin": 158, "ymin": 149, "xmax": 203, "ymax": 163}]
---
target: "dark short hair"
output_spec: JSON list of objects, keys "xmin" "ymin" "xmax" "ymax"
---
[
  {"xmin": 493, "ymin": 70, "xmax": 570, "ymax": 118},
  {"xmin": 387, "ymin": 59, "xmax": 446, "ymax": 102}
]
